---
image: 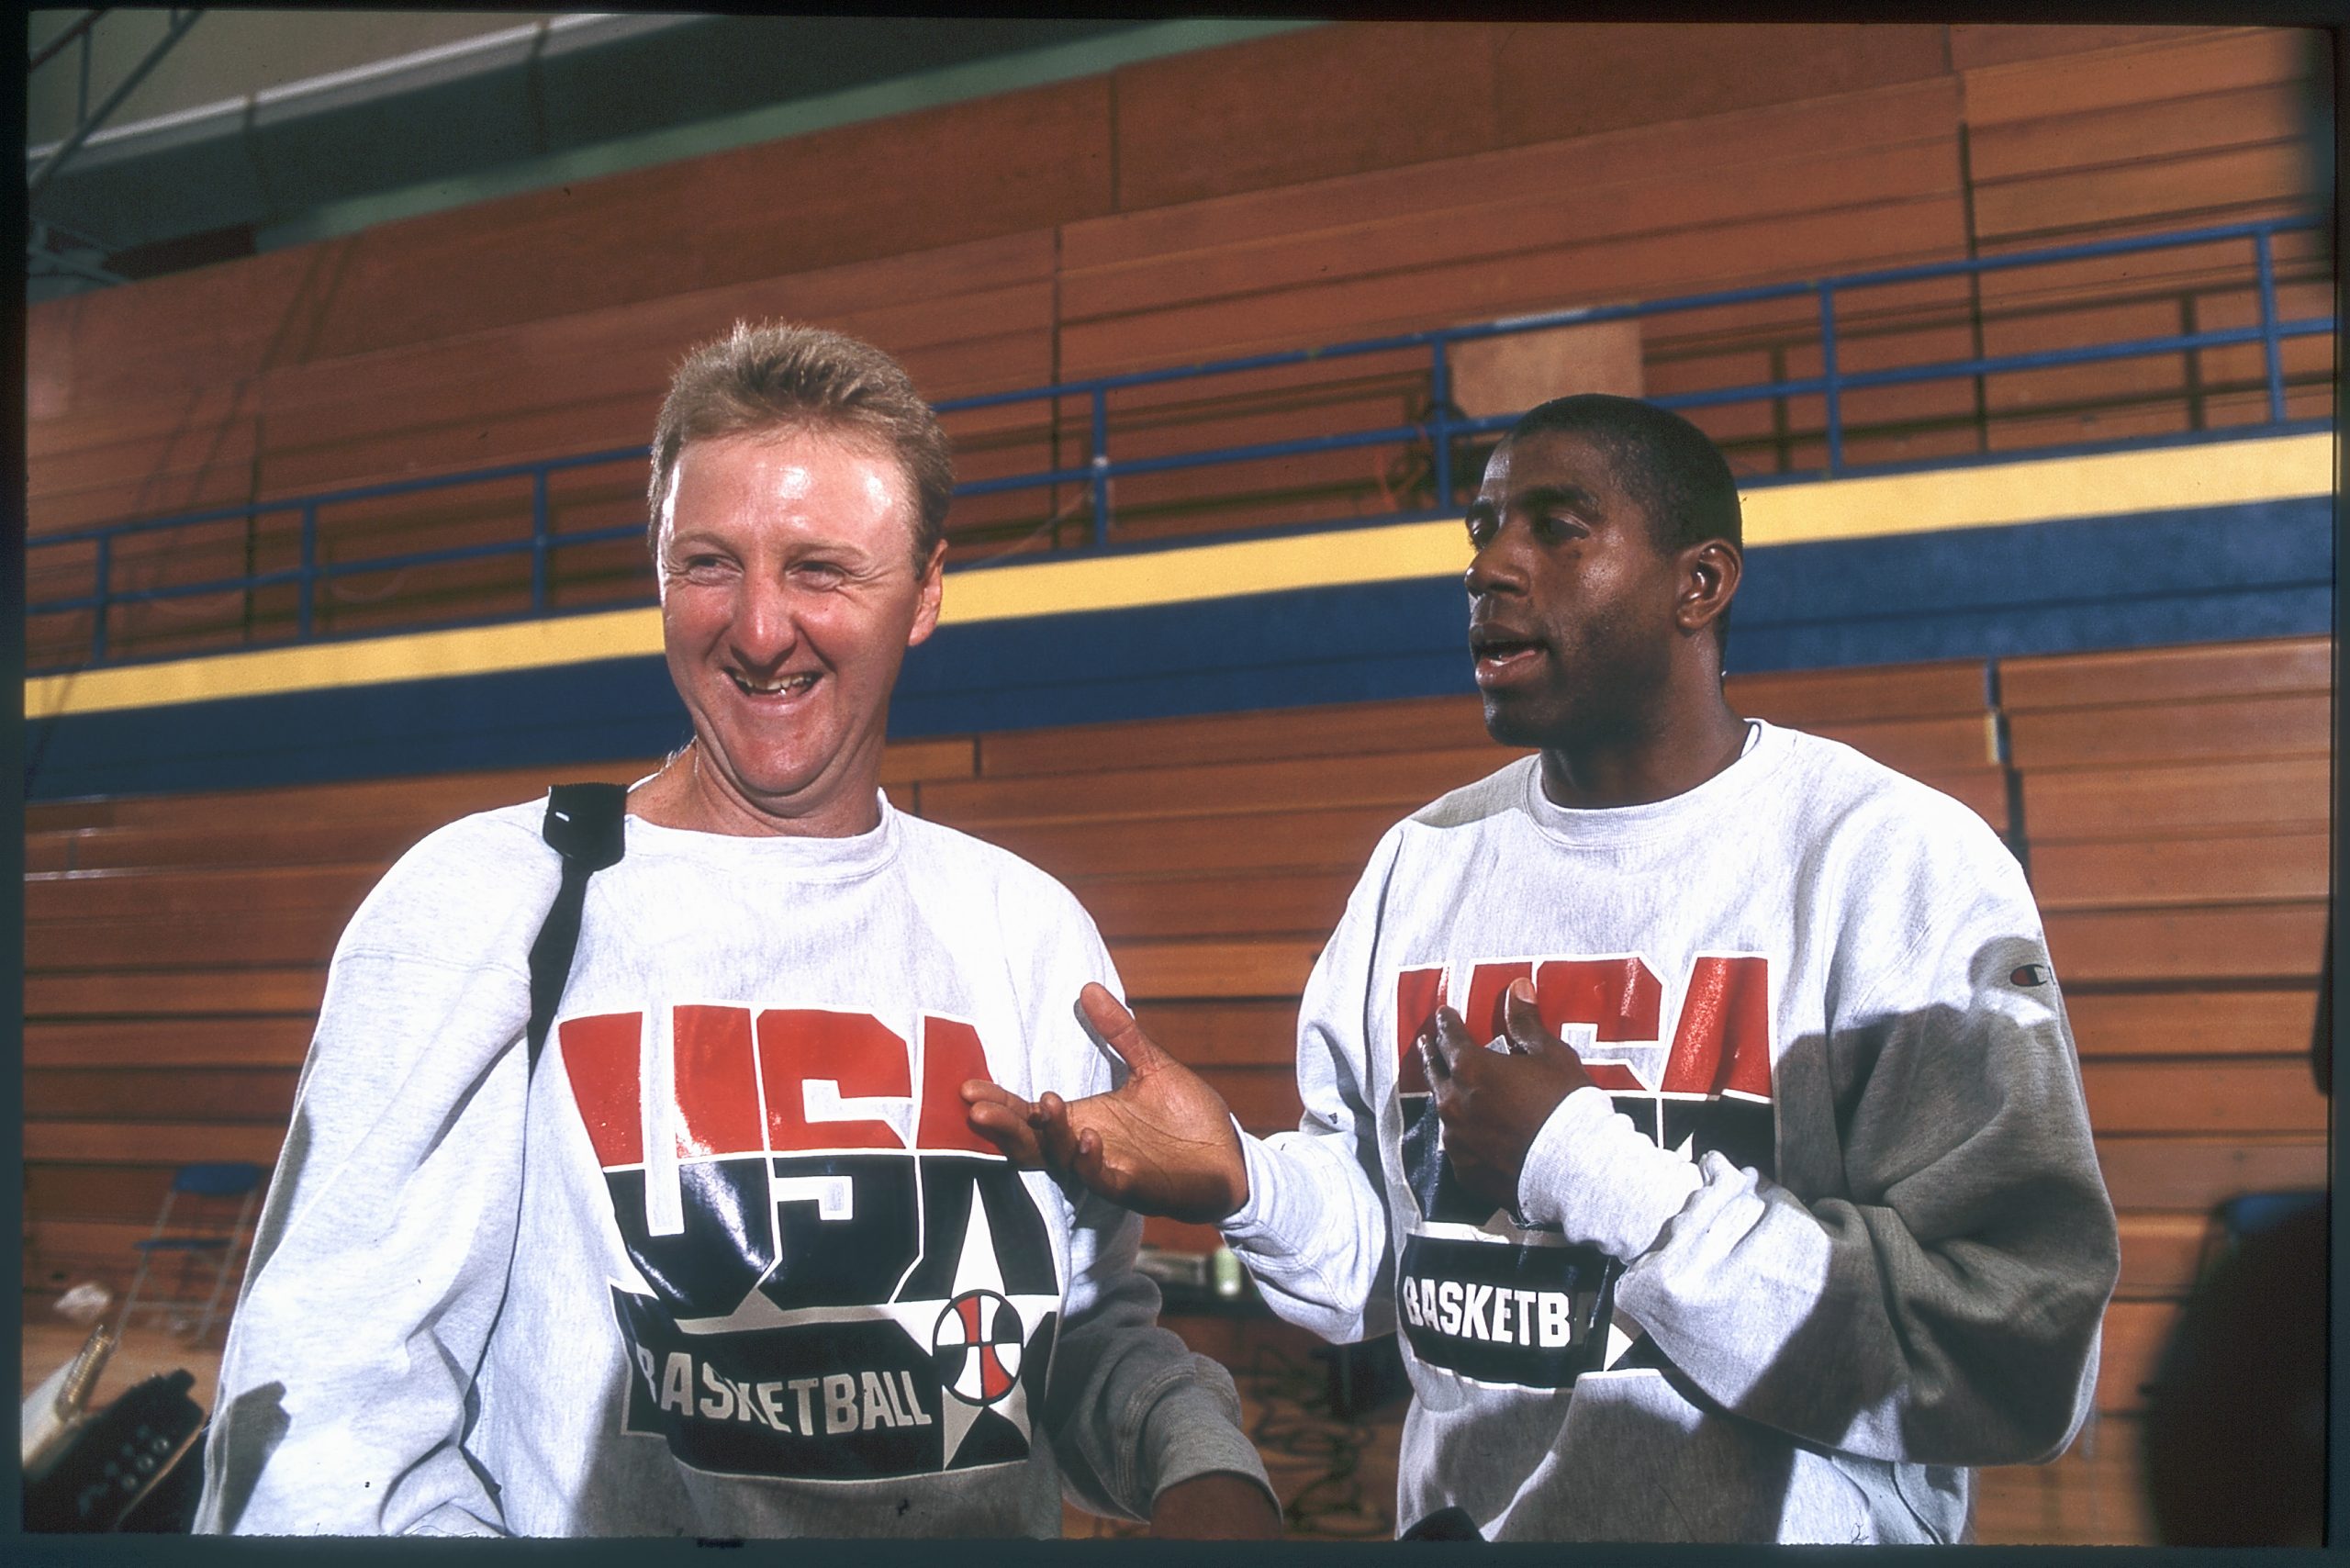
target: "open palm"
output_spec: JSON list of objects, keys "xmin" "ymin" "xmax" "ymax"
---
[{"xmin": 963, "ymin": 983, "xmax": 1249, "ymax": 1224}]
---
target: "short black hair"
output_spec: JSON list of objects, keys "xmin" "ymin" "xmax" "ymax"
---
[
  {"xmin": 1498, "ymin": 394, "xmax": 1742, "ymax": 654},
  {"xmin": 1502, "ymin": 394, "xmax": 1742, "ymax": 557}
]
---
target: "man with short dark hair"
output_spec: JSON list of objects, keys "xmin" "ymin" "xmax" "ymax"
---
[{"xmin": 968, "ymin": 393, "xmax": 2120, "ymax": 1543}]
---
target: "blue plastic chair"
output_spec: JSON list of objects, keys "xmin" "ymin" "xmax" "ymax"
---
[{"xmin": 115, "ymin": 1162, "xmax": 264, "ymax": 1347}]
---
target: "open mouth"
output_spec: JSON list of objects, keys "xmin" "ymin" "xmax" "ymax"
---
[
  {"xmin": 728, "ymin": 670, "xmax": 820, "ymax": 700},
  {"xmin": 1470, "ymin": 632, "xmax": 1545, "ymax": 686}
]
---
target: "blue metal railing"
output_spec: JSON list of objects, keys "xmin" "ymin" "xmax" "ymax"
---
[{"xmin": 27, "ymin": 216, "xmax": 2331, "ymax": 676}]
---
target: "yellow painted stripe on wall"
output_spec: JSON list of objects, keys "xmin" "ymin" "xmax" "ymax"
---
[
  {"xmin": 25, "ymin": 606, "xmax": 666, "ymax": 720},
  {"xmin": 1740, "ymin": 430, "xmax": 2333, "ymax": 546},
  {"xmin": 26, "ymin": 431, "xmax": 2331, "ymax": 720},
  {"xmin": 940, "ymin": 518, "xmax": 1468, "ymax": 624}
]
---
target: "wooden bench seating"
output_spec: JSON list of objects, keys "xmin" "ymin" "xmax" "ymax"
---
[
  {"xmin": 1996, "ymin": 632, "xmax": 2331, "ymax": 1411},
  {"xmin": 21, "ymin": 635, "xmax": 2330, "ymax": 1425}
]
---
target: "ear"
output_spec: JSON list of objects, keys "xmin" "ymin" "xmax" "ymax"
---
[
  {"xmin": 1674, "ymin": 539, "xmax": 1740, "ymax": 638},
  {"xmin": 907, "ymin": 538, "xmax": 948, "ymax": 647}
]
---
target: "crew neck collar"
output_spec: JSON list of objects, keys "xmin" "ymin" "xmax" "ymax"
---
[
  {"xmin": 618, "ymin": 789, "xmax": 901, "ymax": 880},
  {"xmin": 1522, "ymin": 720, "xmax": 1780, "ymax": 844}
]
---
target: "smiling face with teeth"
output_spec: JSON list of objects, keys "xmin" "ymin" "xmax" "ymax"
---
[{"xmin": 650, "ymin": 427, "xmax": 945, "ymax": 837}]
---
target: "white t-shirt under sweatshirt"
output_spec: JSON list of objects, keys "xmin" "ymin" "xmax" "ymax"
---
[
  {"xmin": 1221, "ymin": 721, "xmax": 2119, "ymax": 1543},
  {"xmin": 196, "ymin": 794, "xmax": 1270, "ymax": 1538}
]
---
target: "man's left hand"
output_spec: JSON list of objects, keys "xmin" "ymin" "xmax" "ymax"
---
[
  {"xmin": 1420, "ymin": 978, "xmax": 1595, "ymax": 1209},
  {"xmin": 1148, "ymin": 1473, "xmax": 1283, "ymax": 1539}
]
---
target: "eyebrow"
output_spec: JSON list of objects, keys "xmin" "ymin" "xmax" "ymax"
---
[
  {"xmin": 1515, "ymin": 482, "xmax": 1603, "ymax": 515},
  {"xmin": 1466, "ymin": 482, "xmax": 1604, "ymax": 522}
]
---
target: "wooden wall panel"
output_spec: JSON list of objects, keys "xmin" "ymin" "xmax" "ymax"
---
[
  {"xmin": 24, "ymin": 1018, "xmax": 317, "ymax": 1070},
  {"xmin": 2097, "ymin": 1136, "xmax": 2325, "ymax": 1214},
  {"xmin": 1994, "ymin": 633, "xmax": 2333, "ymax": 1420},
  {"xmin": 2030, "ymin": 833, "xmax": 2329, "ymax": 911},
  {"xmin": 1959, "ymin": 29, "xmax": 2312, "ymax": 129},
  {"xmin": 1964, "ymin": 82, "xmax": 2309, "ymax": 184},
  {"xmin": 2067, "ymin": 988, "xmax": 2322, "ymax": 1059},
  {"xmin": 921, "ymin": 746, "xmax": 1506, "ymax": 829},
  {"xmin": 1059, "ymin": 85, "xmax": 1970, "ymax": 376},
  {"xmin": 25, "ymin": 384, "xmax": 263, "ymax": 540},
  {"xmin": 1488, "ymin": 23, "xmax": 1952, "ymax": 149},
  {"xmin": 2098, "ymin": 1300, "xmax": 2177, "ymax": 1414},
  {"xmin": 2000, "ymin": 635, "xmax": 2330, "ymax": 711},
  {"xmin": 1069, "ymin": 76, "xmax": 1962, "ymax": 289},
  {"xmin": 296, "ymin": 80, "xmax": 1113, "ymax": 364},
  {"xmin": 1963, "ymin": 30, "xmax": 2320, "ymax": 252},
  {"xmin": 2008, "ymin": 694, "xmax": 2330, "ymax": 771},
  {"xmin": 1946, "ymin": 24, "xmax": 2218, "ymax": 73},
  {"xmin": 1109, "ymin": 22, "xmax": 1504, "ymax": 212},
  {"xmin": 2115, "ymin": 1211, "xmax": 2210, "ymax": 1299},
  {"xmin": 2023, "ymin": 757, "xmax": 2330, "ymax": 841},
  {"xmin": 26, "ymin": 241, "xmax": 350, "ymax": 417},
  {"xmin": 1072, "ymin": 871, "xmax": 1357, "ymax": 944},
  {"xmin": 2079, "ymin": 1059, "xmax": 2327, "ymax": 1137},
  {"xmin": 255, "ymin": 231, "xmax": 1060, "ymax": 498},
  {"xmin": 2045, "ymin": 902, "xmax": 2327, "ymax": 985},
  {"xmin": 28, "ymin": 24, "xmax": 2318, "ymax": 590}
]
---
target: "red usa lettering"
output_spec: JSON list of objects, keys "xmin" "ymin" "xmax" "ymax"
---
[
  {"xmin": 1396, "ymin": 954, "xmax": 1771, "ymax": 1100},
  {"xmin": 557, "ymin": 1006, "xmax": 1000, "ymax": 1168}
]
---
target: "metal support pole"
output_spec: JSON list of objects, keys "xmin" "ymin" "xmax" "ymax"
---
[
  {"xmin": 1818, "ymin": 285, "xmax": 1844, "ymax": 476},
  {"xmin": 531, "ymin": 471, "xmax": 551, "ymax": 613},
  {"xmin": 1429, "ymin": 338, "xmax": 1454, "ymax": 509},
  {"xmin": 297, "ymin": 503, "xmax": 317, "ymax": 641},
  {"xmin": 28, "ymin": 9, "xmax": 110, "ymax": 73},
  {"xmin": 1090, "ymin": 389, "xmax": 1111, "ymax": 549},
  {"xmin": 91, "ymin": 534, "xmax": 111, "ymax": 664},
  {"xmin": 2255, "ymin": 228, "xmax": 2288, "ymax": 425},
  {"xmin": 28, "ymin": 8, "xmax": 204, "ymax": 204}
]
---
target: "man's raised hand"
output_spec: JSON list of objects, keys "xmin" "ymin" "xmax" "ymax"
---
[
  {"xmin": 1417, "ymin": 978, "xmax": 1595, "ymax": 1207},
  {"xmin": 961, "ymin": 982, "xmax": 1248, "ymax": 1225}
]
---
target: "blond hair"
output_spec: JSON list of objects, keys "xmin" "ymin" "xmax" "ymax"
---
[{"xmin": 648, "ymin": 320, "xmax": 953, "ymax": 564}]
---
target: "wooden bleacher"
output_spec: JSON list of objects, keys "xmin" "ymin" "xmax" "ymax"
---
[
  {"xmin": 25, "ymin": 26, "xmax": 2324, "ymax": 671},
  {"xmin": 35, "ymin": 638, "xmax": 2320, "ymax": 1327},
  {"xmin": 1997, "ymin": 636, "xmax": 2331, "ymax": 1422},
  {"xmin": 21, "ymin": 634, "xmax": 2328, "ymax": 1546}
]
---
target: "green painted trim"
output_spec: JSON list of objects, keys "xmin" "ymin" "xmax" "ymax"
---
[{"xmin": 254, "ymin": 17, "xmax": 1325, "ymax": 251}]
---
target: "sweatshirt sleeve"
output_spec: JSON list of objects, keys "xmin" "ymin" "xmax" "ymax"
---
[
  {"xmin": 196, "ymin": 815, "xmax": 553, "ymax": 1536},
  {"xmin": 1516, "ymin": 809, "xmax": 2121, "ymax": 1468},
  {"xmin": 1219, "ymin": 832, "xmax": 1397, "ymax": 1344},
  {"xmin": 1017, "ymin": 888, "xmax": 1275, "ymax": 1522}
]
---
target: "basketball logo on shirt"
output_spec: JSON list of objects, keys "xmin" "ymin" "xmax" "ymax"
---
[
  {"xmin": 934, "ymin": 1290, "xmax": 1024, "ymax": 1406},
  {"xmin": 1392, "ymin": 953, "xmax": 1776, "ymax": 1388},
  {"xmin": 557, "ymin": 1004, "xmax": 1061, "ymax": 1484}
]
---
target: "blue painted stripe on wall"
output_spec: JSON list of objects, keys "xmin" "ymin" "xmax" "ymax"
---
[
  {"xmin": 1728, "ymin": 496, "xmax": 2334, "ymax": 671},
  {"xmin": 24, "ymin": 497, "xmax": 2332, "ymax": 801}
]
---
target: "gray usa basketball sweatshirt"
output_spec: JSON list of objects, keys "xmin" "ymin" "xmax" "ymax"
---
[
  {"xmin": 195, "ymin": 796, "xmax": 1270, "ymax": 1537},
  {"xmin": 1220, "ymin": 722, "xmax": 2120, "ymax": 1543}
]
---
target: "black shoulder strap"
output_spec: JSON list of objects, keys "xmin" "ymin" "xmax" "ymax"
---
[{"xmin": 525, "ymin": 782, "xmax": 629, "ymax": 1073}]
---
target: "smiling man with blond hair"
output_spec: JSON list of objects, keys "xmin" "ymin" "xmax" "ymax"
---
[{"xmin": 197, "ymin": 322, "xmax": 1277, "ymax": 1540}]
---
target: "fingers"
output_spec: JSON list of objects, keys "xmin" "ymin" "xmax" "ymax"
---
[
  {"xmin": 1500, "ymin": 978, "xmax": 1556, "ymax": 1058},
  {"xmin": 1069, "ymin": 1126, "xmax": 1118, "ymax": 1197},
  {"xmin": 1078, "ymin": 981, "xmax": 1173, "ymax": 1073},
  {"xmin": 960, "ymin": 1078, "xmax": 1029, "ymax": 1113},
  {"xmin": 961, "ymin": 1081, "xmax": 1045, "ymax": 1165},
  {"xmin": 1418, "ymin": 1005, "xmax": 1477, "ymax": 1090},
  {"xmin": 1033, "ymin": 1091, "xmax": 1085, "ymax": 1172}
]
